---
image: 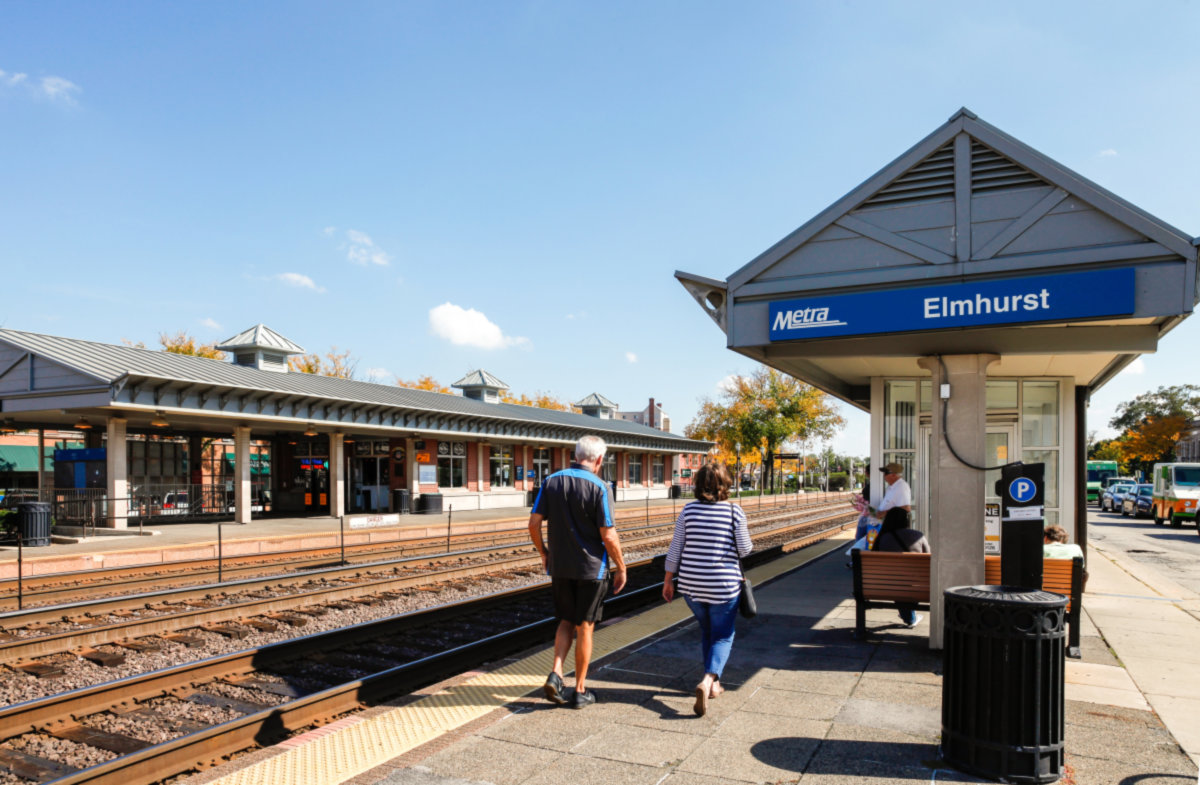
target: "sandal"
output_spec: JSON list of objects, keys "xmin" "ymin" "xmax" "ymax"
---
[{"xmin": 694, "ymin": 685, "xmax": 709, "ymax": 716}]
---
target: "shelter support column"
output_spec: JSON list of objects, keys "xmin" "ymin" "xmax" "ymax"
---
[
  {"xmin": 234, "ymin": 426, "xmax": 252, "ymax": 524},
  {"xmin": 1075, "ymin": 386, "xmax": 1089, "ymax": 559},
  {"xmin": 36, "ymin": 429, "xmax": 46, "ymax": 502},
  {"xmin": 917, "ymin": 354, "xmax": 998, "ymax": 649},
  {"xmin": 329, "ymin": 433, "xmax": 345, "ymax": 518},
  {"xmin": 106, "ymin": 417, "xmax": 127, "ymax": 529},
  {"xmin": 406, "ymin": 438, "xmax": 418, "ymax": 497}
]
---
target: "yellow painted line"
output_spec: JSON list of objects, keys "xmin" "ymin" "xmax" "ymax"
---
[{"xmin": 206, "ymin": 533, "xmax": 850, "ymax": 785}]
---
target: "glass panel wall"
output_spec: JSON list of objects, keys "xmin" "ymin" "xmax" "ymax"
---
[
  {"xmin": 628, "ymin": 455, "xmax": 644, "ymax": 485},
  {"xmin": 437, "ymin": 441, "xmax": 465, "ymax": 488},
  {"xmin": 490, "ymin": 445, "xmax": 514, "ymax": 487}
]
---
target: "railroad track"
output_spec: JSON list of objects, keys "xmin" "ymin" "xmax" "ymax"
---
[
  {"xmin": 0, "ymin": 513, "xmax": 852, "ymax": 785},
  {"xmin": 0, "ymin": 494, "xmax": 849, "ymax": 610},
  {"xmin": 0, "ymin": 503, "xmax": 854, "ymax": 673}
]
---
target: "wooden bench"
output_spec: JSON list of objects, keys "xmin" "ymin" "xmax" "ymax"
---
[{"xmin": 851, "ymin": 550, "xmax": 1085, "ymax": 658}]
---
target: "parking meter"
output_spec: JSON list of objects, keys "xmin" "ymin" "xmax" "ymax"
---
[{"xmin": 996, "ymin": 463, "xmax": 1045, "ymax": 590}]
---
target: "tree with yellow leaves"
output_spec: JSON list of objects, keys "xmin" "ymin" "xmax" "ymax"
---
[
  {"xmin": 288, "ymin": 347, "xmax": 358, "ymax": 379},
  {"xmin": 1118, "ymin": 415, "xmax": 1188, "ymax": 475},
  {"xmin": 686, "ymin": 367, "xmax": 844, "ymax": 492},
  {"xmin": 159, "ymin": 331, "xmax": 227, "ymax": 360},
  {"xmin": 500, "ymin": 391, "xmax": 576, "ymax": 411}
]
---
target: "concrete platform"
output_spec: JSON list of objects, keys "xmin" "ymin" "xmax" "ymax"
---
[{"xmin": 185, "ymin": 521, "xmax": 1198, "ymax": 785}]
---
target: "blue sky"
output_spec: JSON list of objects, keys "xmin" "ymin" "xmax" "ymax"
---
[{"xmin": 2, "ymin": 1, "xmax": 1199, "ymax": 455}]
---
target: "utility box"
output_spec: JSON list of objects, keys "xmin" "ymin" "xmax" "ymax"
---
[{"xmin": 996, "ymin": 462, "xmax": 1045, "ymax": 590}]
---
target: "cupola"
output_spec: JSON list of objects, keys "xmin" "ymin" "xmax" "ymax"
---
[
  {"xmin": 215, "ymin": 324, "xmax": 305, "ymax": 373},
  {"xmin": 575, "ymin": 393, "xmax": 618, "ymax": 419},
  {"xmin": 451, "ymin": 369, "xmax": 509, "ymax": 403}
]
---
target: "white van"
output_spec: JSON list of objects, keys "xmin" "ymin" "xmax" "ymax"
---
[{"xmin": 1150, "ymin": 463, "xmax": 1200, "ymax": 526}]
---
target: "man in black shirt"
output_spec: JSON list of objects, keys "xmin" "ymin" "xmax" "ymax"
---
[{"xmin": 528, "ymin": 435, "xmax": 626, "ymax": 708}]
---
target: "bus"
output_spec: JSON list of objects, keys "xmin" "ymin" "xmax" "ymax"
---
[
  {"xmin": 1150, "ymin": 462, "xmax": 1200, "ymax": 526},
  {"xmin": 1086, "ymin": 460, "xmax": 1119, "ymax": 505}
]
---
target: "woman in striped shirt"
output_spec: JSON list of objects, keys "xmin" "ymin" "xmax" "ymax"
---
[{"xmin": 663, "ymin": 462, "xmax": 752, "ymax": 716}]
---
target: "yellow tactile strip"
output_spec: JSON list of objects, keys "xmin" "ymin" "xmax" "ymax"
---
[{"xmin": 206, "ymin": 534, "xmax": 850, "ymax": 785}]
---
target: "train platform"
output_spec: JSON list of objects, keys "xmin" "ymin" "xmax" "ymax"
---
[
  {"xmin": 2, "ymin": 494, "xmax": 824, "ymax": 579},
  {"xmin": 185, "ymin": 522, "xmax": 1198, "ymax": 785}
]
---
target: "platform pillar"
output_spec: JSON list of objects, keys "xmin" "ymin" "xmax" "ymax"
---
[
  {"xmin": 106, "ymin": 417, "xmax": 128, "ymax": 529},
  {"xmin": 234, "ymin": 426, "xmax": 252, "ymax": 524},
  {"xmin": 329, "ymin": 432, "xmax": 345, "ymax": 518},
  {"xmin": 36, "ymin": 428, "xmax": 46, "ymax": 502},
  {"xmin": 918, "ymin": 354, "xmax": 997, "ymax": 649}
]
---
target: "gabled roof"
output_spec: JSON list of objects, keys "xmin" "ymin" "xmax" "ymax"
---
[
  {"xmin": 726, "ymin": 107, "xmax": 1197, "ymax": 293},
  {"xmin": 451, "ymin": 370, "xmax": 509, "ymax": 390},
  {"xmin": 0, "ymin": 328, "xmax": 708, "ymax": 451},
  {"xmin": 216, "ymin": 324, "xmax": 305, "ymax": 354},
  {"xmin": 575, "ymin": 393, "xmax": 617, "ymax": 409}
]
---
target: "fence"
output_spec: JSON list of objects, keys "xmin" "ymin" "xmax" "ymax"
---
[{"xmin": 1, "ymin": 483, "xmax": 272, "ymax": 530}]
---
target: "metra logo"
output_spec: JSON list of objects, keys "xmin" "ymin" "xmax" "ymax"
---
[{"xmin": 772, "ymin": 306, "xmax": 848, "ymax": 331}]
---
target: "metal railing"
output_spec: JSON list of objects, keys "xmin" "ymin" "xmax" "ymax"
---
[{"xmin": 2, "ymin": 484, "xmax": 273, "ymax": 530}]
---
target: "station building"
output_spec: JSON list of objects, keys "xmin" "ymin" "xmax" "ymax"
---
[
  {"xmin": 678, "ymin": 109, "xmax": 1199, "ymax": 645},
  {"xmin": 0, "ymin": 324, "xmax": 712, "ymax": 525}
]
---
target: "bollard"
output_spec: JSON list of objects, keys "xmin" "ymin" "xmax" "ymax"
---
[
  {"xmin": 446, "ymin": 508, "xmax": 453, "ymax": 552},
  {"xmin": 217, "ymin": 521, "xmax": 223, "ymax": 584},
  {"xmin": 340, "ymin": 513, "xmax": 346, "ymax": 565},
  {"xmin": 16, "ymin": 530, "xmax": 23, "ymax": 610}
]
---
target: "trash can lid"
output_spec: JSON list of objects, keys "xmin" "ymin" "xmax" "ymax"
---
[{"xmin": 945, "ymin": 584, "xmax": 1068, "ymax": 608}]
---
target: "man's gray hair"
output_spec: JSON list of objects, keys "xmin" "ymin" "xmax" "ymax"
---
[{"xmin": 575, "ymin": 435, "xmax": 607, "ymax": 463}]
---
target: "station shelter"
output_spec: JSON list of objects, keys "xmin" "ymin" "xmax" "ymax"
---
[
  {"xmin": 0, "ymin": 324, "xmax": 711, "ymax": 528},
  {"xmin": 677, "ymin": 108, "xmax": 1199, "ymax": 646}
]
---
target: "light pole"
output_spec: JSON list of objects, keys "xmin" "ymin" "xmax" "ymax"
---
[{"xmin": 735, "ymin": 442, "xmax": 741, "ymax": 500}]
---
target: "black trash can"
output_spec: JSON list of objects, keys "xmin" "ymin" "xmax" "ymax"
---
[
  {"xmin": 527, "ymin": 488, "xmax": 539, "ymax": 507},
  {"xmin": 942, "ymin": 585, "xmax": 1068, "ymax": 783},
  {"xmin": 392, "ymin": 488, "xmax": 411, "ymax": 514},
  {"xmin": 416, "ymin": 493, "xmax": 443, "ymax": 515},
  {"xmin": 16, "ymin": 501, "xmax": 51, "ymax": 547},
  {"xmin": 670, "ymin": 484, "xmax": 682, "ymax": 499}
]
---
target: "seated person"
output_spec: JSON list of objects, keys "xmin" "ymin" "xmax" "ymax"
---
[
  {"xmin": 870, "ymin": 507, "xmax": 930, "ymax": 628},
  {"xmin": 1042, "ymin": 525, "xmax": 1084, "ymax": 561}
]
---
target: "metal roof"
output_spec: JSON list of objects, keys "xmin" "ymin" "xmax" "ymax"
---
[
  {"xmin": 0, "ymin": 328, "xmax": 709, "ymax": 451},
  {"xmin": 451, "ymin": 369, "xmax": 509, "ymax": 390},
  {"xmin": 215, "ymin": 324, "xmax": 306, "ymax": 354},
  {"xmin": 575, "ymin": 393, "xmax": 617, "ymax": 409}
]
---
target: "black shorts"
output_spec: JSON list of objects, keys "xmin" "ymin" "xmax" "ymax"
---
[{"xmin": 552, "ymin": 576, "xmax": 611, "ymax": 625}]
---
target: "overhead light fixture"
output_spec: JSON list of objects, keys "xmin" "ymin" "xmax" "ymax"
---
[
  {"xmin": 149, "ymin": 411, "xmax": 170, "ymax": 428},
  {"xmin": 74, "ymin": 416, "xmax": 93, "ymax": 430},
  {"xmin": 343, "ymin": 435, "xmax": 355, "ymax": 443},
  {"xmin": 0, "ymin": 418, "xmax": 17, "ymax": 434},
  {"xmin": 304, "ymin": 424, "xmax": 318, "ymax": 437}
]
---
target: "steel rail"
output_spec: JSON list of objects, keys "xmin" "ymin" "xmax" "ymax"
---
[
  {"xmin": 0, "ymin": 508, "xmax": 852, "ymax": 664},
  {"xmin": 0, "ymin": 495, "xmax": 849, "ymax": 609},
  {"xmin": 1, "ymin": 516, "xmax": 853, "ymax": 785}
]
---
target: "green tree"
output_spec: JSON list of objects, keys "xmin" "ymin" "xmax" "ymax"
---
[
  {"xmin": 1110, "ymin": 385, "xmax": 1200, "ymax": 431},
  {"xmin": 685, "ymin": 367, "xmax": 844, "ymax": 491}
]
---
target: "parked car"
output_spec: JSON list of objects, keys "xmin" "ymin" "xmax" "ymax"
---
[
  {"xmin": 1101, "ymin": 483, "xmax": 1136, "ymax": 512},
  {"xmin": 160, "ymin": 491, "xmax": 189, "ymax": 515},
  {"xmin": 1122, "ymin": 484, "xmax": 1154, "ymax": 518}
]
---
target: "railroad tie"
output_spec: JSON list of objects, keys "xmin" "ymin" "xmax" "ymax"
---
[
  {"xmin": 208, "ymin": 625, "xmax": 252, "ymax": 640},
  {"xmin": 244, "ymin": 619, "xmax": 280, "ymax": 633},
  {"xmin": 0, "ymin": 748, "xmax": 80, "ymax": 781},
  {"xmin": 116, "ymin": 638, "xmax": 163, "ymax": 653},
  {"xmin": 51, "ymin": 725, "xmax": 151, "ymax": 754},
  {"xmin": 15, "ymin": 662, "xmax": 65, "ymax": 679},
  {"xmin": 161, "ymin": 633, "xmax": 207, "ymax": 648},
  {"xmin": 80, "ymin": 648, "xmax": 126, "ymax": 667}
]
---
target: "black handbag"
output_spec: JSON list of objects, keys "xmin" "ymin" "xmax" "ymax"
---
[{"xmin": 732, "ymin": 506, "xmax": 757, "ymax": 618}]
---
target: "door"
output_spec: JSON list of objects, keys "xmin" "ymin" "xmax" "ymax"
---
[{"xmin": 984, "ymin": 424, "xmax": 1017, "ymax": 554}]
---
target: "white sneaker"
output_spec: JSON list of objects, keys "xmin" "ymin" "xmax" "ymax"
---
[{"xmin": 906, "ymin": 613, "xmax": 923, "ymax": 629}]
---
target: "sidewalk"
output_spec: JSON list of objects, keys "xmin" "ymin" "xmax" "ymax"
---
[{"xmin": 190, "ymin": 528, "xmax": 1199, "ymax": 785}]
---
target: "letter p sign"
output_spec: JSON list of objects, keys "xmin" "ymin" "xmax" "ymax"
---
[{"xmin": 1009, "ymin": 478, "xmax": 1037, "ymax": 503}]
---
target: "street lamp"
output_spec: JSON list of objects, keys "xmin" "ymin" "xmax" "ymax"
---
[{"xmin": 735, "ymin": 442, "xmax": 741, "ymax": 499}]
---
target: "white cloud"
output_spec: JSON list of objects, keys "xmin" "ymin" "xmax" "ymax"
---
[
  {"xmin": 365, "ymin": 367, "xmax": 392, "ymax": 383},
  {"xmin": 625, "ymin": 352, "xmax": 638, "ymax": 363},
  {"xmin": 322, "ymin": 226, "xmax": 336, "ymax": 237},
  {"xmin": 200, "ymin": 317, "xmax": 222, "ymax": 330},
  {"xmin": 716, "ymin": 374, "xmax": 740, "ymax": 394},
  {"xmin": 0, "ymin": 70, "xmax": 28, "ymax": 87},
  {"xmin": 1098, "ymin": 148, "xmax": 1118, "ymax": 158},
  {"xmin": 428, "ymin": 302, "xmax": 529, "ymax": 350},
  {"xmin": 345, "ymin": 229, "xmax": 391, "ymax": 266},
  {"xmin": 275, "ymin": 272, "xmax": 325, "ymax": 293},
  {"xmin": 1120, "ymin": 357, "xmax": 1145, "ymax": 375},
  {"xmin": 38, "ymin": 76, "xmax": 80, "ymax": 105}
]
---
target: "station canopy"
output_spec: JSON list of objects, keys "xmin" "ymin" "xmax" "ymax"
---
[{"xmin": 677, "ymin": 109, "xmax": 1199, "ymax": 410}]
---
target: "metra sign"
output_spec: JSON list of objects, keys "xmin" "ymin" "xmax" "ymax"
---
[{"xmin": 768, "ymin": 268, "xmax": 1136, "ymax": 341}]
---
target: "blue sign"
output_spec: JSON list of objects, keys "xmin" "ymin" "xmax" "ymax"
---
[
  {"xmin": 769, "ymin": 268, "xmax": 1136, "ymax": 341},
  {"xmin": 1009, "ymin": 477, "xmax": 1037, "ymax": 503},
  {"xmin": 54, "ymin": 448, "xmax": 106, "ymax": 462}
]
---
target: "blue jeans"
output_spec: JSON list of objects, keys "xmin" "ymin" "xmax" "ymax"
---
[{"xmin": 684, "ymin": 595, "xmax": 739, "ymax": 678}]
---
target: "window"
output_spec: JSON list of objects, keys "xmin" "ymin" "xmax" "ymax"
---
[
  {"xmin": 490, "ymin": 445, "xmax": 514, "ymax": 487},
  {"xmin": 533, "ymin": 448, "xmax": 552, "ymax": 486},
  {"xmin": 601, "ymin": 454, "xmax": 617, "ymax": 482},
  {"xmin": 628, "ymin": 455, "xmax": 643, "ymax": 485},
  {"xmin": 437, "ymin": 442, "xmax": 465, "ymax": 488},
  {"xmin": 1022, "ymin": 381, "xmax": 1059, "ymax": 447},
  {"xmin": 651, "ymin": 454, "xmax": 664, "ymax": 484},
  {"xmin": 884, "ymin": 380, "xmax": 917, "ymax": 450}
]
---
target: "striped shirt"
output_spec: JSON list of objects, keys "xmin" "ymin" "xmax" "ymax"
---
[{"xmin": 664, "ymin": 501, "xmax": 752, "ymax": 603}]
